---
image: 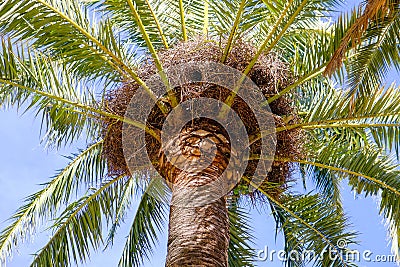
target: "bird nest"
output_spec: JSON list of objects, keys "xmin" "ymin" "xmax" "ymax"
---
[{"xmin": 102, "ymin": 37, "xmax": 305, "ymax": 199}]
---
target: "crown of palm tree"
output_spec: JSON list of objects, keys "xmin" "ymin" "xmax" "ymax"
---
[{"xmin": 0, "ymin": 0, "xmax": 399, "ymax": 266}]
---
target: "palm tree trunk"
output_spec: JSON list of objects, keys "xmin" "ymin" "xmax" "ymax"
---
[
  {"xmin": 166, "ymin": 192, "xmax": 229, "ymax": 266},
  {"xmin": 161, "ymin": 121, "xmax": 231, "ymax": 266}
]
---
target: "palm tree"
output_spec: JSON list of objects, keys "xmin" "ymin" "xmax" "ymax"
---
[{"xmin": 0, "ymin": 0, "xmax": 399, "ymax": 266}]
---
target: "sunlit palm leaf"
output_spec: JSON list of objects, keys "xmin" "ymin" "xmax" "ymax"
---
[
  {"xmin": 0, "ymin": 0, "xmax": 138, "ymax": 82},
  {"xmin": 346, "ymin": 7, "xmax": 400, "ymax": 97},
  {"xmin": 0, "ymin": 39, "xmax": 101, "ymax": 146},
  {"xmin": 278, "ymin": 82, "xmax": 400, "ymax": 158},
  {"xmin": 0, "ymin": 141, "xmax": 105, "ymax": 266},
  {"xmin": 227, "ymin": 197, "xmax": 256, "ymax": 267},
  {"xmin": 302, "ymin": 140, "xmax": 400, "ymax": 260},
  {"xmin": 325, "ymin": 0, "xmax": 399, "ymax": 78},
  {"xmin": 119, "ymin": 177, "xmax": 169, "ymax": 267},
  {"xmin": 30, "ymin": 174, "xmax": 129, "ymax": 267},
  {"xmin": 271, "ymin": 193, "xmax": 357, "ymax": 267}
]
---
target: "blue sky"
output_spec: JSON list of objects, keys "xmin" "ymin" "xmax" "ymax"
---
[{"xmin": 0, "ymin": 0, "xmax": 399, "ymax": 266}]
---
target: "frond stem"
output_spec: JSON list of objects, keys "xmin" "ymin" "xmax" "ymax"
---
[
  {"xmin": 248, "ymin": 112, "xmax": 400, "ymax": 145},
  {"xmin": 0, "ymin": 78, "xmax": 161, "ymax": 141},
  {"xmin": 220, "ymin": 0, "xmax": 247, "ymax": 63},
  {"xmin": 266, "ymin": 65, "xmax": 326, "ymax": 104},
  {"xmin": 203, "ymin": 0, "xmax": 209, "ymax": 35},
  {"xmin": 179, "ymin": 0, "xmax": 188, "ymax": 41},
  {"xmin": 126, "ymin": 0, "xmax": 178, "ymax": 107},
  {"xmin": 144, "ymin": 0, "xmax": 169, "ymax": 48},
  {"xmin": 274, "ymin": 158, "xmax": 400, "ymax": 197}
]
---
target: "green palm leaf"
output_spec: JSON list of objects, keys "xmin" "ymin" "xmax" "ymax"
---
[
  {"xmin": 346, "ymin": 7, "xmax": 400, "ymax": 97},
  {"xmin": 118, "ymin": 177, "xmax": 169, "ymax": 267},
  {"xmin": 265, "ymin": 82, "xmax": 400, "ymax": 159},
  {"xmin": 292, "ymin": 138, "xmax": 400, "ymax": 260},
  {"xmin": 0, "ymin": 0, "xmax": 138, "ymax": 82},
  {"xmin": 0, "ymin": 141, "xmax": 105, "ymax": 266},
  {"xmin": 30, "ymin": 174, "xmax": 129, "ymax": 267},
  {"xmin": 271, "ymin": 193, "xmax": 357, "ymax": 267},
  {"xmin": 227, "ymin": 197, "xmax": 256, "ymax": 267}
]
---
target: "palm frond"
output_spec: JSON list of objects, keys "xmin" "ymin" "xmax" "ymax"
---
[
  {"xmin": 227, "ymin": 197, "xmax": 256, "ymax": 267},
  {"xmin": 209, "ymin": 0, "xmax": 242, "ymax": 37},
  {"xmin": 292, "ymin": 139, "xmax": 400, "ymax": 259},
  {"xmin": 273, "ymin": 83, "xmax": 400, "ymax": 156},
  {"xmin": 267, "ymin": 8, "xmax": 358, "ymax": 103},
  {"xmin": 325, "ymin": 0, "xmax": 399, "ymax": 77},
  {"xmin": 123, "ymin": 0, "xmax": 174, "ymax": 106},
  {"xmin": 305, "ymin": 164, "xmax": 343, "ymax": 208},
  {"xmin": 118, "ymin": 177, "xmax": 170, "ymax": 267},
  {"xmin": 0, "ymin": 0, "xmax": 140, "ymax": 82},
  {"xmin": 242, "ymin": 176, "xmax": 357, "ymax": 267},
  {"xmin": 244, "ymin": 0, "xmax": 300, "ymax": 75},
  {"xmin": 30, "ymin": 174, "xmax": 128, "ymax": 267},
  {"xmin": 0, "ymin": 38, "xmax": 160, "ymax": 144},
  {"xmin": 245, "ymin": 0, "xmax": 342, "ymax": 74},
  {"xmin": 0, "ymin": 141, "xmax": 105, "ymax": 266},
  {"xmin": 0, "ymin": 38, "xmax": 101, "ymax": 146},
  {"xmin": 104, "ymin": 175, "xmax": 137, "ymax": 249},
  {"xmin": 345, "ymin": 6, "xmax": 400, "ymax": 97},
  {"xmin": 220, "ymin": 0, "xmax": 247, "ymax": 63},
  {"xmin": 86, "ymin": 0, "xmax": 172, "ymax": 48},
  {"xmin": 270, "ymin": 193, "xmax": 357, "ymax": 267},
  {"xmin": 129, "ymin": 0, "xmax": 169, "ymax": 48}
]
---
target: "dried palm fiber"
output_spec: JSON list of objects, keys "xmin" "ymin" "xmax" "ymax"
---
[{"xmin": 102, "ymin": 37, "xmax": 305, "ymax": 198}]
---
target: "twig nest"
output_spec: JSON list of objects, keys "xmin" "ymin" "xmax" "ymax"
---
[{"xmin": 102, "ymin": 37, "xmax": 305, "ymax": 198}]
